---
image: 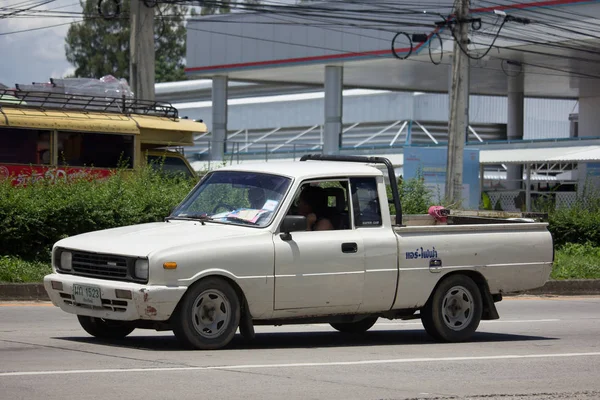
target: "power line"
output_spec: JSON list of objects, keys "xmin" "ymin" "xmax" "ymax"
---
[
  {"xmin": 0, "ymin": 0, "xmax": 54, "ymax": 18},
  {"xmin": 185, "ymin": 22, "xmax": 600, "ymax": 81},
  {"xmin": 4, "ymin": 0, "xmax": 600, "ymax": 82},
  {"xmin": 0, "ymin": 19, "xmax": 83, "ymax": 35},
  {"xmin": 477, "ymin": 0, "xmax": 600, "ymax": 26},
  {"xmin": 177, "ymin": 1, "xmax": 600, "ymax": 77}
]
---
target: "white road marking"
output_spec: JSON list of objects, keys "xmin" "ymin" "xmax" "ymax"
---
[
  {"xmin": 1, "ymin": 352, "xmax": 599, "ymax": 377},
  {"xmin": 307, "ymin": 319, "xmax": 560, "ymax": 327},
  {"xmin": 374, "ymin": 319, "xmax": 561, "ymax": 326}
]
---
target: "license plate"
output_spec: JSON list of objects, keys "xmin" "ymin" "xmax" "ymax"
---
[{"xmin": 72, "ymin": 284, "xmax": 102, "ymax": 307}]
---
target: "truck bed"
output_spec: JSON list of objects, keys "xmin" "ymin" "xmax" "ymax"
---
[
  {"xmin": 390, "ymin": 213, "xmax": 553, "ymax": 310},
  {"xmin": 396, "ymin": 210, "xmax": 548, "ymax": 227}
]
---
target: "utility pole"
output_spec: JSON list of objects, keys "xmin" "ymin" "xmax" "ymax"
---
[
  {"xmin": 130, "ymin": 0, "xmax": 155, "ymax": 101},
  {"xmin": 445, "ymin": 0, "xmax": 470, "ymax": 206}
]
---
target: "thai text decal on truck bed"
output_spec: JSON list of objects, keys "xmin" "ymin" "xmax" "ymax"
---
[{"xmin": 406, "ymin": 247, "xmax": 438, "ymax": 260}]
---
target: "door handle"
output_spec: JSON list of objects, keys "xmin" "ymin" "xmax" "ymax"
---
[{"xmin": 341, "ymin": 242, "xmax": 358, "ymax": 253}]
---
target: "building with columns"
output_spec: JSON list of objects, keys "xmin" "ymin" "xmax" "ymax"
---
[{"xmin": 166, "ymin": 0, "xmax": 600, "ymax": 211}]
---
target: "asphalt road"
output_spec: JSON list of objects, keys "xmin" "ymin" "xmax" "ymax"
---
[{"xmin": 0, "ymin": 296, "xmax": 599, "ymax": 400}]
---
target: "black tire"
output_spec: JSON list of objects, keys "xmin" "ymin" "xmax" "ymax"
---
[
  {"xmin": 77, "ymin": 315, "xmax": 135, "ymax": 339},
  {"xmin": 330, "ymin": 316, "xmax": 378, "ymax": 334},
  {"xmin": 421, "ymin": 274, "xmax": 483, "ymax": 342},
  {"xmin": 173, "ymin": 277, "xmax": 241, "ymax": 350}
]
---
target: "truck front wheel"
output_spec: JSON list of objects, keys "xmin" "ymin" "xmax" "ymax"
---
[
  {"xmin": 421, "ymin": 274, "xmax": 482, "ymax": 342},
  {"xmin": 173, "ymin": 277, "xmax": 241, "ymax": 350},
  {"xmin": 77, "ymin": 316, "xmax": 135, "ymax": 339}
]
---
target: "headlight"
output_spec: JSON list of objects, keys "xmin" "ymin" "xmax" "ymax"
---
[
  {"xmin": 134, "ymin": 259, "xmax": 149, "ymax": 280},
  {"xmin": 60, "ymin": 251, "xmax": 72, "ymax": 271}
]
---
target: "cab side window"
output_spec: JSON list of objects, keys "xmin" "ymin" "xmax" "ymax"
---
[
  {"xmin": 350, "ymin": 178, "xmax": 382, "ymax": 227},
  {"xmin": 288, "ymin": 180, "xmax": 351, "ymax": 231}
]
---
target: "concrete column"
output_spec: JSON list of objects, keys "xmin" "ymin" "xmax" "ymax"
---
[
  {"xmin": 505, "ymin": 73, "xmax": 525, "ymax": 190},
  {"xmin": 323, "ymin": 65, "xmax": 343, "ymax": 155},
  {"xmin": 577, "ymin": 79, "xmax": 600, "ymax": 137},
  {"xmin": 577, "ymin": 79, "xmax": 600, "ymax": 193},
  {"xmin": 210, "ymin": 76, "xmax": 228, "ymax": 161}
]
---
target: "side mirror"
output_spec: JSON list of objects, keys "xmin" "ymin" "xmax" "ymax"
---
[{"xmin": 280, "ymin": 215, "xmax": 307, "ymax": 241}]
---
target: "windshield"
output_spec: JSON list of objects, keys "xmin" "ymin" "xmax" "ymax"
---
[{"xmin": 171, "ymin": 170, "xmax": 292, "ymax": 227}]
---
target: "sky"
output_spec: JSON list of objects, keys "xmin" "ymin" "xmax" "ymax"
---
[
  {"xmin": 0, "ymin": 0, "xmax": 83, "ymax": 87},
  {"xmin": 0, "ymin": 0, "xmax": 304, "ymax": 88}
]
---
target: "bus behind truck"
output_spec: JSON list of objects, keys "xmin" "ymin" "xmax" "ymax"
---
[{"xmin": 0, "ymin": 88, "xmax": 207, "ymax": 184}]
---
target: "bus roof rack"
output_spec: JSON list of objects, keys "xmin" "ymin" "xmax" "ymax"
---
[{"xmin": 0, "ymin": 89, "xmax": 179, "ymax": 119}]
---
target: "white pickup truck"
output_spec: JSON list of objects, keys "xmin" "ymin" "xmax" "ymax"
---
[{"xmin": 43, "ymin": 155, "xmax": 554, "ymax": 350}]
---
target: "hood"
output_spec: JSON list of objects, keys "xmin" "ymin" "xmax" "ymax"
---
[{"xmin": 55, "ymin": 220, "xmax": 264, "ymax": 257}]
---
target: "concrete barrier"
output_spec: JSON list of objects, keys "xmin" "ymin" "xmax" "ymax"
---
[{"xmin": 0, "ymin": 283, "xmax": 49, "ymax": 301}]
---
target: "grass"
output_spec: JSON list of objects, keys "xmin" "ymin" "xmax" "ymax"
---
[
  {"xmin": 1, "ymin": 245, "xmax": 599, "ymax": 283},
  {"xmin": 0, "ymin": 256, "xmax": 52, "ymax": 283},
  {"xmin": 551, "ymin": 243, "xmax": 600, "ymax": 280}
]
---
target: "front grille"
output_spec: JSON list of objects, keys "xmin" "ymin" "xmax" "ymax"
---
[
  {"xmin": 55, "ymin": 248, "xmax": 147, "ymax": 283},
  {"xmin": 72, "ymin": 252, "xmax": 128, "ymax": 279}
]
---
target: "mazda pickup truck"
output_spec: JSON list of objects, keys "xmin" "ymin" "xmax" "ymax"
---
[{"xmin": 43, "ymin": 155, "xmax": 554, "ymax": 350}]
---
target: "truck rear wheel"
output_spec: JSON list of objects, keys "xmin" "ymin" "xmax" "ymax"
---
[
  {"xmin": 173, "ymin": 277, "xmax": 241, "ymax": 350},
  {"xmin": 77, "ymin": 315, "xmax": 135, "ymax": 339},
  {"xmin": 330, "ymin": 317, "xmax": 378, "ymax": 334},
  {"xmin": 421, "ymin": 274, "xmax": 482, "ymax": 342}
]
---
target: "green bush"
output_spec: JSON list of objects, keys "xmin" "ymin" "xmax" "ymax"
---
[
  {"xmin": 552, "ymin": 242, "xmax": 600, "ymax": 280},
  {"xmin": 548, "ymin": 203, "xmax": 600, "ymax": 248},
  {"xmin": 0, "ymin": 256, "xmax": 52, "ymax": 283},
  {"xmin": 387, "ymin": 175, "xmax": 434, "ymax": 216},
  {"xmin": 0, "ymin": 166, "xmax": 196, "ymax": 262}
]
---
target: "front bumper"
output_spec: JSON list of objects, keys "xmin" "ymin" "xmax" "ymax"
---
[{"xmin": 43, "ymin": 273, "xmax": 187, "ymax": 321}]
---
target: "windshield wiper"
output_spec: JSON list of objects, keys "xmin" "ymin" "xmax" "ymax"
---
[{"xmin": 165, "ymin": 214, "xmax": 215, "ymax": 225}]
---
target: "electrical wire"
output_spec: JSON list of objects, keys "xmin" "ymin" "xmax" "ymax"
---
[
  {"xmin": 7, "ymin": 0, "xmax": 593, "ymax": 62},
  {"xmin": 3, "ymin": 0, "xmax": 600, "ymax": 82},
  {"xmin": 476, "ymin": 0, "xmax": 600, "ymax": 27},
  {"xmin": 391, "ymin": 32, "xmax": 413, "ymax": 59},
  {"xmin": 5, "ymin": 0, "xmax": 594, "ymax": 52},
  {"xmin": 0, "ymin": 0, "xmax": 53, "ymax": 18},
  {"xmin": 97, "ymin": 0, "xmax": 119, "ymax": 20},
  {"xmin": 428, "ymin": 31, "xmax": 443, "ymax": 65},
  {"xmin": 476, "ymin": 29, "xmax": 600, "ymax": 59},
  {"xmin": 184, "ymin": 22, "xmax": 600, "ymax": 81},
  {"xmin": 500, "ymin": 59, "xmax": 522, "ymax": 77},
  {"xmin": 0, "ymin": 19, "xmax": 83, "ymax": 35},
  {"xmin": 447, "ymin": 14, "xmax": 512, "ymax": 61},
  {"xmin": 182, "ymin": 1, "xmax": 600, "ymax": 78}
]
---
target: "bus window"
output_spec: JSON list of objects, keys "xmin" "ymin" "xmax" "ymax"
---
[
  {"xmin": 147, "ymin": 154, "xmax": 194, "ymax": 178},
  {"xmin": 57, "ymin": 132, "xmax": 134, "ymax": 168},
  {"xmin": 0, "ymin": 128, "xmax": 51, "ymax": 165}
]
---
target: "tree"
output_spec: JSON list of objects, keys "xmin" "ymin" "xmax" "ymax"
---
[
  {"xmin": 65, "ymin": 0, "xmax": 188, "ymax": 83},
  {"xmin": 66, "ymin": 0, "xmax": 262, "ymax": 83}
]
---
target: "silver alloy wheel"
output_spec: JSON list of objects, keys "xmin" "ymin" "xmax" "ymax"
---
[
  {"xmin": 441, "ymin": 285, "xmax": 474, "ymax": 331},
  {"xmin": 191, "ymin": 289, "xmax": 231, "ymax": 338}
]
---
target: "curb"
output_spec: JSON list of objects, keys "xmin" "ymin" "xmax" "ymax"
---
[
  {"xmin": 0, "ymin": 283, "xmax": 49, "ymax": 301},
  {"xmin": 1, "ymin": 280, "xmax": 600, "ymax": 301},
  {"xmin": 513, "ymin": 279, "xmax": 600, "ymax": 296}
]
